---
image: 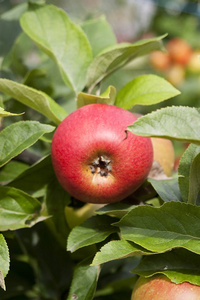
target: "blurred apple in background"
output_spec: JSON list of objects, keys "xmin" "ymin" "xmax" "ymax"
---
[
  {"xmin": 166, "ymin": 64, "xmax": 185, "ymax": 87},
  {"xmin": 187, "ymin": 50, "xmax": 200, "ymax": 74},
  {"xmin": 166, "ymin": 38, "xmax": 192, "ymax": 66},
  {"xmin": 149, "ymin": 50, "xmax": 171, "ymax": 71}
]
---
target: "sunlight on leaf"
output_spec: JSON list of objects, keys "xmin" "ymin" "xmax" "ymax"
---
[
  {"xmin": 116, "ymin": 74, "xmax": 180, "ymax": 109},
  {"xmin": 0, "ymin": 79, "xmax": 67, "ymax": 124},
  {"xmin": 0, "ymin": 234, "xmax": 10, "ymax": 290},
  {"xmin": 77, "ymin": 85, "xmax": 116, "ymax": 108},
  {"xmin": 0, "ymin": 121, "xmax": 55, "ymax": 167},
  {"xmin": 92, "ymin": 240, "xmax": 153, "ymax": 266},
  {"xmin": 87, "ymin": 34, "xmax": 167, "ymax": 92},
  {"xmin": 0, "ymin": 107, "xmax": 24, "ymax": 117},
  {"xmin": 0, "ymin": 186, "xmax": 43, "ymax": 231},
  {"xmin": 20, "ymin": 4, "xmax": 92, "ymax": 93}
]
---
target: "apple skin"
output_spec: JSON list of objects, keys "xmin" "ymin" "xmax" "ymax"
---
[
  {"xmin": 166, "ymin": 64, "xmax": 185, "ymax": 87},
  {"xmin": 51, "ymin": 104, "xmax": 153, "ymax": 204},
  {"xmin": 166, "ymin": 38, "xmax": 192, "ymax": 66},
  {"xmin": 187, "ymin": 50, "xmax": 200, "ymax": 74},
  {"xmin": 151, "ymin": 137, "xmax": 175, "ymax": 177},
  {"xmin": 149, "ymin": 51, "xmax": 171, "ymax": 71},
  {"xmin": 131, "ymin": 275, "xmax": 200, "ymax": 300}
]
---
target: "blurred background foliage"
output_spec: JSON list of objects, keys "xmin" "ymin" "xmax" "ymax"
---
[
  {"xmin": 1, "ymin": 0, "xmax": 199, "ymax": 160},
  {"xmin": 1, "ymin": 0, "xmax": 200, "ymax": 108}
]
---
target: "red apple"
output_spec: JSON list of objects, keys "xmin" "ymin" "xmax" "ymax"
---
[
  {"xmin": 51, "ymin": 104, "xmax": 153, "ymax": 204},
  {"xmin": 131, "ymin": 275, "xmax": 200, "ymax": 300},
  {"xmin": 149, "ymin": 51, "xmax": 171, "ymax": 71},
  {"xmin": 166, "ymin": 38, "xmax": 192, "ymax": 66}
]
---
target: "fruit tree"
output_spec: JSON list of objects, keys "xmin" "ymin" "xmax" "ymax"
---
[{"xmin": 0, "ymin": 2, "xmax": 200, "ymax": 300}]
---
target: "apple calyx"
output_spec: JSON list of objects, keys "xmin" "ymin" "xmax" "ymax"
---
[{"xmin": 90, "ymin": 155, "xmax": 112, "ymax": 177}]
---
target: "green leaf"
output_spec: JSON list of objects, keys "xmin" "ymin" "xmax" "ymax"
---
[
  {"xmin": 148, "ymin": 178, "xmax": 183, "ymax": 202},
  {"xmin": 77, "ymin": 85, "xmax": 116, "ymax": 108},
  {"xmin": 188, "ymin": 152, "xmax": 200, "ymax": 205},
  {"xmin": 116, "ymin": 201, "xmax": 200, "ymax": 255},
  {"xmin": 0, "ymin": 107, "xmax": 24, "ymax": 117},
  {"xmin": 67, "ymin": 258, "xmax": 100, "ymax": 300},
  {"xmin": 96, "ymin": 202, "xmax": 136, "ymax": 218},
  {"xmin": 20, "ymin": 4, "xmax": 93, "ymax": 94},
  {"xmin": 0, "ymin": 186, "xmax": 43, "ymax": 231},
  {"xmin": 0, "ymin": 79, "xmax": 67, "ymax": 124},
  {"xmin": 133, "ymin": 248, "xmax": 200, "ymax": 286},
  {"xmin": 0, "ymin": 234, "xmax": 10, "ymax": 290},
  {"xmin": 16, "ymin": 222, "xmax": 73, "ymax": 298},
  {"xmin": 67, "ymin": 215, "xmax": 118, "ymax": 253},
  {"xmin": 178, "ymin": 144, "xmax": 199, "ymax": 202},
  {"xmin": 115, "ymin": 75, "xmax": 180, "ymax": 109},
  {"xmin": 178, "ymin": 144, "xmax": 200, "ymax": 205},
  {"xmin": 0, "ymin": 161, "xmax": 28, "ymax": 183},
  {"xmin": 92, "ymin": 240, "xmax": 153, "ymax": 266},
  {"xmin": 86, "ymin": 34, "xmax": 167, "ymax": 92},
  {"xmin": 81, "ymin": 15, "xmax": 117, "ymax": 57},
  {"xmin": 0, "ymin": 3, "xmax": 27, "ymax": 57},
  {"xmin": 128, "ymin": 106, "xmax": 200, "ymax": 144},
  {"xmin": 8, "ymin": 155, "xmax": 55, "ymax": 194},
  {"xmin": 0, "ymin": 121, "xmax": 55, "ymax": 167},
  {"xmin": 2, "ymin": 31, "xmax": 33, "ymax": 76},
  {"xmin": 45, "ymin": 177, "xmax": 71, "ymax": 248}
]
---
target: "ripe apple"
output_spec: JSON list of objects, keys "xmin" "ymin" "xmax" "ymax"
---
[
  {"xmin": 51, "ymin": 104, "xmax": 153, "ymax": 204},
  {"xmin": 151, "ymin": 137, "xmax": 175, "ymax": 177},
  {"xmin": 149, "ymin": 51, "xmax": 171, "ymax": 71},
  {"xmin": 166, "ymin": 64, "xmax": 185, "ymax": 87},
  {"xmin": 187, "ymin": 50, "xmax": 200, "ymax": 74},
  {"xmin": 131, "ymin": 275, "xmax": 200, "ymax": 300},
  {"xmin": 166, "ymin": 38, "xmax": 192, "ymax": 66}
]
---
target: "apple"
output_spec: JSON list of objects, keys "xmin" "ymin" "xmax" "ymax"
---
[
  {"xmin": 51, "ymin": 104, "xmax": 153, "ymax": 204},
  {"xmin": 131, "ymin": 275, "xmax": 200, "ymax": 300},
  {"xmin": 132, "ymin": 114, "xmax": 175, "ymax": 177},
  {"xmin": 166, "ymin": 64, "xmax": 185, "ymax": 87},
  {"xmin": 151, "ymin": 137, "xmax": 175, "ymax": 177},
  {"xmin": 166, "ymin": 38, "xmax": 192, "ymax": 66},
  {"xmin": 187, "ymin": 50, "xmax": 200, "ymax": 74},
  {"xmin": 149, "ymin": 51, "xmax": 171, "ymax": 71}
]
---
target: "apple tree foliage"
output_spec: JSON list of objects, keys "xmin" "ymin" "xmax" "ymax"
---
[{"xmin": 0, "ymin": 1, "xmax": 200, "ymax": 299}]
